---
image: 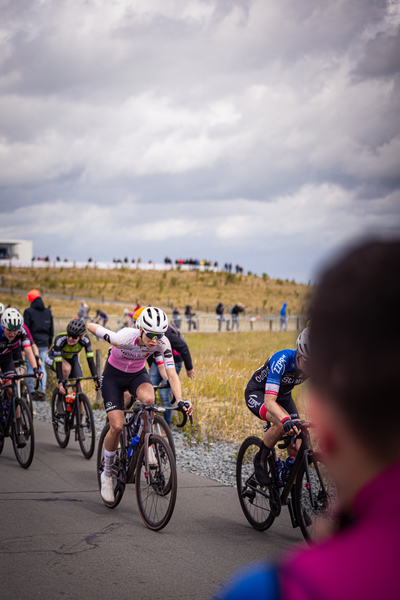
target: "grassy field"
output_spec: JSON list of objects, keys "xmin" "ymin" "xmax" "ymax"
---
[
  {"xmin": 1, "ymin": 264, "xmax": 312, "ymax": 316},
  {"xmin": 2, "ymin": 267, "xmax": 311, "ymax": 445}
]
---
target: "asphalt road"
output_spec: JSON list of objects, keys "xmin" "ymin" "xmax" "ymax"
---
[{"xmin": 0, "ymin": 419, "xmax": 305, "ymax": 600}]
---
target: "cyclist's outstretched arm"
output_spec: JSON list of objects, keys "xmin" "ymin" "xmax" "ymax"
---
[{"xmin": 157, "ymin": 363, "xmax": 168, "ymax": 382}]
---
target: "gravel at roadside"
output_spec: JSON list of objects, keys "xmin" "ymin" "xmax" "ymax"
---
[{"xmin": 33, "ymin": 400, "xmax": 239, "ymax": 487}]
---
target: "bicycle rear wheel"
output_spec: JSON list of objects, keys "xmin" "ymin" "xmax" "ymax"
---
[
  {"xmin": 153, "ymin": 414, "xmax": 176, "ymax": 458},
  {"xmin": 77, "ymin": 393, "xmax": 95, "ymax": 459},
  {"xmin": 0, "ymin": 421, "xmax": 4, "ymax": 455},
  {"xmin": 294, "ymin": 452, "xmax": 338, "ymax": 544},
  {"xmin": 11, "ymin": 398, "xmax": 35, "ymax": 468},
  {"xmin": 236, "ymin": 436, "xmax": 276, "ymax": 531},
  {"xmin": 97, "ymin": 422, "xmax": 125, "ymax": 509},
  {"xmin": 51, "ymin": 388, "xmax": 70, "ymax": 448},
  {"xmin": 20, "ymin": 380, "xmax": 33, "ymax": 417},
  {"xmin": 136, "ymin": 434, "xmax": 177, "ymax": 531}
]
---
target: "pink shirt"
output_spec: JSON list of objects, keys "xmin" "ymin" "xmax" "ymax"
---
[{"xmin": 279, "ymin": 460, "xmax": 400, "ymax": 600}]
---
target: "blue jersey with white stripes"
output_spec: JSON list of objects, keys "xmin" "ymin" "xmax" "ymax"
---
[{"xmin": 247, "ymin": 349, "xmax": 307, "ymax": 398}]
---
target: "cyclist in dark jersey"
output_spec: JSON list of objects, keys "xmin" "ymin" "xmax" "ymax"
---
[
  {"xmin": 245, "ymin": 328, "xmax": 310, "ymax": 485},
  {"xmin": 45, "ymin": 318, "xmax": 99, "ymax": 395},
  {"xmin": 0, "ymin": 308, "xmax": 42, "ymax": 390},
  {"xmin": 214, "ymin": 240, "xmax": 400, "ymax": 600}
]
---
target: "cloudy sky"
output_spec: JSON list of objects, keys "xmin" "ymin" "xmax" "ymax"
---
[{"xmin": 1, "ymin": 0, "xmax": 399, "ymax": 282}]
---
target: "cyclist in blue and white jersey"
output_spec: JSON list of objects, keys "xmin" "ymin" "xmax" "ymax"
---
[
  {"xmin": 87, "ymin": 306, "xmax": 192, "ymax": 504},
  {"xmin": 245, "ymin": 328, "xmax": 310, "ymax": 485}
]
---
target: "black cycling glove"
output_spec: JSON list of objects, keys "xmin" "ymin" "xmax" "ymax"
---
[
  {"xmin": 282, "ymin": 417, "xmax": 297, "ymax": 434},
  {"xmin": 177, "ymin": 400, "xmax": 190, "ymax": 411},
  {"xmin": 33, "ymin": 367, "xmax": 41, "ymax": 380}
]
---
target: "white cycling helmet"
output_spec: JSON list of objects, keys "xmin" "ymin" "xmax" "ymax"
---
[
  {"xmin": 296, "ymin": 327, "xmax": 311, "ymax": 362},
  {"xmin": 1, "ymin": 307, "xmax": 23, "ymax": 331},
  {"xmin": 0, "ymin": 303, "xmax": 4, "ymax": 316},
  {"xmin": 138, "ymin": 307, "xmax": 168, "ymax": 334}
]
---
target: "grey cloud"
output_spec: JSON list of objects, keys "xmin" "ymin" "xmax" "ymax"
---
[{"xmin": 353, "ymin": 27, "xmax": 400, "ymax": 80}]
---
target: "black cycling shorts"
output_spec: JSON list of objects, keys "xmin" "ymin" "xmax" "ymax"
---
[
  {"xmin": 245, "ymin": 386, "xmax": 299, "ymax": 422},
  {"xmin": 45, "ymin": 354, "xmax": 83, "ymax": 378},
  {"xmin": 0, "ymin": 352, "xmax": 16, "ymax": 379},
  {"xmin": 101, "ymin": 361, "xmax": 151, "ymax": 413}
]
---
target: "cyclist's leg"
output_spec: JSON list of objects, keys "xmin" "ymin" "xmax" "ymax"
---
[{"xmin": 37, "ymin": 347, "xmax": 48, "ymax": 394}]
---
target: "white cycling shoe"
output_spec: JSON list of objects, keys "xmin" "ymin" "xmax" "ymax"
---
[{"xmin": 100, "ymin": 472, "xmax": 114, "ymax": 503}]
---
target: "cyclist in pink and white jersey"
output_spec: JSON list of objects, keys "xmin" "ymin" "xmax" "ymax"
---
[{"xmin": 87, "ymin": 306, "xmax": 192, "ymax": 504}]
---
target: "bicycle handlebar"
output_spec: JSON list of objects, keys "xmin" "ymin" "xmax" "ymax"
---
[
  {"xmin": 152, "ymin": 383, "xmax": 193, "ymax": 427},
  {"xmin": 276, "ymin": 420, "xmax": 316, "ymax": 449}
]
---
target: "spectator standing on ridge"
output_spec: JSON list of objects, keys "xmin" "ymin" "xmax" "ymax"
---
[
  {"xmin": 216, "ymin": 302, "xmax": 230, "ymax": 331},
  {"xmin": 213, "ymin": 239, "xmax": 400, "ymax": 600},
  {"xmin": 185, "ymin": 305, "xmax": 197, "ymax": 331},
  {"xmin": 231, "ymin": 302, "xmax": 246, "ymax": 330},
  {"xmin": 173, "ymin": 307, "xmax": 182, "ymax": 329},
  {"xmin": 94, "ymin": 309, "xmax": 108, "ymax": 327},
  {"xmin": 280, "ymin": 302, "xmax": 288, "ymax": 331},
  {"xmin": 23, "ymin": 289, "xmax": 54, "ymax": 398},
  {"xmin": 78, "ymin": 301, "xmax": 90, "ymax": 322}
]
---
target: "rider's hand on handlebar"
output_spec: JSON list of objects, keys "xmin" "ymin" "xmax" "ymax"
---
[
  {"xmin": 33, "ymin": 367, "xmax": 43, "ymax": 380},
  {"xmin": 58, "ymin": 381, "xmax": 66, "ymax": 395},
  {"xmin": 94, "ymin": 376, "xmax": 101, "ymax": 391},
  {"xmin": 281, "ymin": 417, "xmax": 300, "ymax": 436},
  {"xmin": 178, "ymin": 400, "xmax": 193, "ymax": 416}
]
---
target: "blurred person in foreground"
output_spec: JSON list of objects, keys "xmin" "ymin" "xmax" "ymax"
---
[{"xmin": 213, "ymin": 239, "xmax": 400, "ymax": 600}]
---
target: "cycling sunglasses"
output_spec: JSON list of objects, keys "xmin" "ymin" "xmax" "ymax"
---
[
  {"xmin": 144, "ymin": 331, "xmax": 163, "ymax": 340},
  {"xmin": 5, "ymin": 324, "xmax": 21, "ymax": 331}
]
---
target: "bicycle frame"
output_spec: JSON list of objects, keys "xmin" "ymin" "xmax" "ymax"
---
[{"xmin": 0, "ymin": 374, "xmax": 36, "ymax": 436}]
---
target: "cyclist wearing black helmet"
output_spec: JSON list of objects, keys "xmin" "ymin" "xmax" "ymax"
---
[{"xmin": 45, "ymin": 318, "xmax": 100, "ymax": 395}]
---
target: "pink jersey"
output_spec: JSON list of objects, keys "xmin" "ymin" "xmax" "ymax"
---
[
  {"xmin": 279, "ymin": 459, "xmax": 400, "ymax": 600},
  {"xmin": 95, "ymin": 326, "xmax": 175, "ymax": 373}
]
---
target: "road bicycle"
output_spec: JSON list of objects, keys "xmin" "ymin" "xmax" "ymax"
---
[
  {"xmin": 14, "ymin": 359, "xmax": 34, "ymax": 416},
  {"xmin": 97, "ymin": 402, "xmax": 191, "ymax": 531},
  {"xmin": 236, "ymin": 421, "xmax": 337, "ymax": 544},
  {"xmin": 0, "ymin": 373, "xmax": 37, "ymax": 468},
  {"xmin": 51, "ymin": 376, "xmax": 97, "ymax": 459}
]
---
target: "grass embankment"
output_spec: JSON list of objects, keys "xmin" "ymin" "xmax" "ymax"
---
[
  {"xmin": 2, "ymin": 267, "xmax": 311, "ymax": 445},
  {"xmin": 48, "ymin": 330, "xmax": 308, "ymax": 446},
  {"xmin": 1, "ymin": 264, "xmax": 312, "ymax": 316}
]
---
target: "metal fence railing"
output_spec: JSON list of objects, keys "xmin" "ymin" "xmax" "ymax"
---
[{"xmin": 54, "ymin": 314, "xmax": 307, "ymax": 336}]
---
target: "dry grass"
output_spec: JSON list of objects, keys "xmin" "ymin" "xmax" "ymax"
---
[
  {"xmin": 1, "ymin": 264, "xmax": 313, "ymax": 316},
  {"xmin": 1, "ymin": 268, "xmax": 311, "ymax": 444}
]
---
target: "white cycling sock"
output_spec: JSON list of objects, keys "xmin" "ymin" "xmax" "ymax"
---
[{"xmin": 104, "ymin": 449, "xmax": 116, "ymax": 477}]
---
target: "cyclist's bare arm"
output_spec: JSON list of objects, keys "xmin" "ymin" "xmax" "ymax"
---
[
  {"xmin": 264, "ymin": 393, "xmax": 299, "ymax": 435},
  {"xmin": 157, "ymin": 363, "xmax": 168, "ymax": 382},
  {"xmin": 166, "ymin": 368, "xmax": 193, "ymax": 415}
]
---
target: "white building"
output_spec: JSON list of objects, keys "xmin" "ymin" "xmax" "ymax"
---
[{"xmin": 0, "ymin": 239, "xmax": 33, "ymax": 261}]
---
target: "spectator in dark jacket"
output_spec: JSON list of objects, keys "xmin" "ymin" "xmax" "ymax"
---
[
  {"xmin": 216, "ymin": 302, "xmax": 230, "ymax": 331},
  {"xmin": 148, "ymin": 324, "xmax": 195, "ymax": 426},
  {"xmin": 231, "ymin": 302, "xmax": 246, "ymax": 330},
  {"xmin": 23, "ymin": 289, "xmax": 54, "ymax": 397}
]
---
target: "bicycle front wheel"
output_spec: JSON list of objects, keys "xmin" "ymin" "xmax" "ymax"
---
[
  {"xmin": 97, "ymin": 422, "xmax": 125, "ymax": 509},
  {"xmin": 236, "ymin": 436, "xmax": 276, "ymax": 531},
  {"xmin": 11, "ymin": 398, "xmax": 35, "ymax": 468},
  {"xmin": 136, "ymin": 434, "xmax": 177, "ymax": 531},
  {"xmin": 153, "ymin": 414, "xmax": 176, "ymax": 458},
  {"xmin": 77, "ymin": 393, "xmax": 95, "ymax": 459},
  {"xmin": 294, "ymin": 452, "xmax": 338, "ymax": 544},
  {"xmin": 51, "ymin": 388, "xmax": 70, "ymax": 448},
  {"xmin": 20, "ymin": 380, "xmax": 33, "ymax": 417}
]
